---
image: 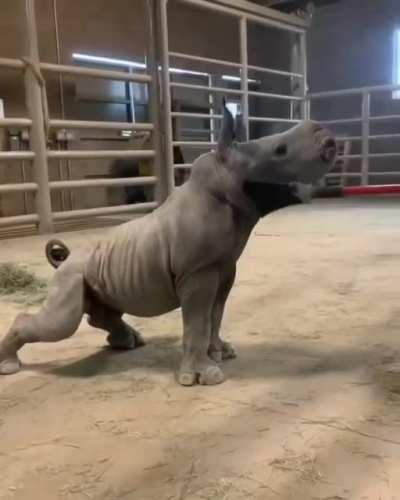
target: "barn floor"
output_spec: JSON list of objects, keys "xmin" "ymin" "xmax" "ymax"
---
[{"xmin": 2, "ymin": 197, "xmax": 400, "ymax": 500}]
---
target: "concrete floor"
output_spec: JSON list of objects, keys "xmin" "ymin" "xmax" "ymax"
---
[{"xmin": 2, "ymin": 197, "xmax": 400, "ymax": 499}]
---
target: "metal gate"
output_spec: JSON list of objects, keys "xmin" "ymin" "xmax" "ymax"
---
[
  {"xmin": 0, "ymin": 0, "xmax": 309, "ymax": 235},
  {"xmin": 160, "ymin": 0, "xmax": 309, "ymax": 178}
]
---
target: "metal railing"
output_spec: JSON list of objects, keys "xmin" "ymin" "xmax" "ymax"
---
[
  {"xmin": 307, "ymin": 82, "xmax": 400, "ymax": 186},
  {"xmin": 0, "ymin": 0, "xmax": 165, "ymax": 233}
]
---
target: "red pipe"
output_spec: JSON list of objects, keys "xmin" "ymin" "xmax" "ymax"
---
[{"xmin": 313, "ymin": 184, "xmax": 400, "ymax": 199}]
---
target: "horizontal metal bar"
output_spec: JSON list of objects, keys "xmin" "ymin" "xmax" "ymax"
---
[
  {"xmin": 170, "ymin": 82, "xmax": 243, "ymax": 95},
  {"xmin": 336, "ymin": 136, "xmax": 362, "ymax": 142},
  {"xmin": 50, "ymin": 177, "xmax": 157, "ymax": 190},
  {"xmin": 178, "ymin": 0, "xmax": 307, "ymax": 32},
  {"xmin": 169, "ymin": 51, "xmax": 241, "ymax": 68},
  {"xmin": 174, "ymin": 163, "xmax": 193, "ymax": 169},
  {"xmin": 248, "ymin": 90, "xmax": 302, "ymax": 101},
  {"xmin": 369, "ymin": 133, "xmax": 400, "ymax": 140},
  {"xmin": 40, "ymin": 62, "xmax": 151, "ymax": 83},
  {"xmin": 0, "ymin": 57, "xmax": 25, "ymax": 70},
  {"xmin": 368, "ymin": 152, "xmax": 400, "ymax": 158},
  {"xmin": 0, "ymin": 118, "xmax": 32, "ymax": 128},
  {"xmin": 49, "ymin": 119, "xmax": 154, "ymax": 131},
  {"xmin": 53, "ymin": 201, "xmax": 158, "ymax": 221},
  {"xmin": 369, "ymin": 172, "xmax": 400, "ymax": 176},
  {"xmin": 248, "ymin": 64, "xmax": 302, "ymax": 79},
  {"xmin": 248, "ymin": 116, "xmax": 301, "ymax": 123},
  {"xmin": 307, "ymin": 82, "xmax": 400, "ymax": 100},
  {"xmin": 47, "ymin": 149, "xmax": 155, "ymax": 160},
  {"xmin": 340, "ymin": 154, "xmax": 362, "ymax": 159},
  {"xmin": 0, "ymin": 213, "xmax": 39, "ymax": 227},
  {"xmin": 370, "ymin": 115, "xmax": 400, "ymax": 122},
  {"xmin": 0, "ymin": 182, "xmax": 38, "ymax": 193},
  {"xmin": 0, "ymin": 151, "xmax": 35, "ymax": 161},
  {"xmin": 171, "ymin": 112, "xmax": 223, "ymax": 120},
  {"xmin": 322, "ymin": 118, "xmax": 362, "ymax": 125},
  {"xmin": 173, "ymin": 141, "xmax": 216, "ymax": 147},
  {"xmin": 337, "ymin": 133, "xmax": 400, "ymax": 142},
  {"xmin": 325, "ymin": 172, "xmax": 361, "ymax": 178}
]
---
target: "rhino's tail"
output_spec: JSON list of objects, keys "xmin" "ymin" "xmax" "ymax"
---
[{"xmin": 45, "ymin": 239, "xmax": 71, "ymax": 269}]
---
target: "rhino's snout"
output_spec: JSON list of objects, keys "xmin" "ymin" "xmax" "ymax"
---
[{"xmin": 319, "ymin": 136, "xmax": 337, "ymax": 164}]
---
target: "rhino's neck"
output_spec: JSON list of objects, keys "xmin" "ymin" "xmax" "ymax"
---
[{"xmin": 242, "ymin": 181, "xmax": 302, "ymax": 217}]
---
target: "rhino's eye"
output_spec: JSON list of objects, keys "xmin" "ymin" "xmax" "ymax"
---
[{"xmin": 275, "ymin": 144, "xmax": 288, "ymax": 157}]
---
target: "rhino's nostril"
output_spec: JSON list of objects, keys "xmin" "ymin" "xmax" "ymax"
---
[{"xmin": 323, "ymin": 138, "xmax": 336, "ymax": 149}]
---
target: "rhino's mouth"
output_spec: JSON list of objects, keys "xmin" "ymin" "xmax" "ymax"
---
[{"xmin": 320, "ymin": 136, "xmax": 337, "ymax": 164}]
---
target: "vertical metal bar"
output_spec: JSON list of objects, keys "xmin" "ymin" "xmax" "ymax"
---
[
  {"xmin": 154, "ymin": 0, "xmax": 175, "ymax": 197},
  {"xmin": 25, "ymin": 0, "xmax": 53, "ymax": 233},
  {"xmin": 146, "ymin": 0, "xmax": 172, "ymax": 203},
  {"xmin": 239, "ymin": 16, "xmax": 249, "ymax": 139},
  {"xmin": 300, "ymin": 31, "xmax": 308, "ymax": 120},
  {"xmin": 361, "ymin": 91, "xmax": 370, "ymax": 186},
  {"xmin": 208, "ymin": 75, "xmax": 216, "ymax": 143}
]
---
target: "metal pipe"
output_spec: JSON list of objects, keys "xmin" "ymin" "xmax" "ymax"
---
[
  {"xmin": 240, "ymin": 17, "xmax": 249, "ymax": 140},
  {"xmin": 0, "ymin": 151, "xmax": 35, "ymax": 160},
  {"xmin": 248, "ymin": 90, "xmax": 303, "ymax": 101},
  {"xmin": 248, "ymin": 63, "xmax": 302, "ymax": 79},
  {"xmin": 177, "ymin": 0, "xmax": 307, "ymax": 33},
  {"xmin": 314, "ymin": 184, "xmax": 400, "ymax": 198},
  {"xmin": 171, "ymin": 112, "xmax": 223, "ymax": 119},
  {"xmin": 0, "ymin": 57, "xmax": 25, "ymax": 70},
  {"xmin": 300, "ymin": 32, "xmax": 308, "ymax": 119},
  {"xmin": 47, "ymin": 150, "xmax": 156, "ymax": 160},
  {"xmin": 307, "ymin": 82, "xmax": 400, "ymax": 99},
  {"xmin": 40, "ymin": 62, "xmax": 151, "ymax": 83},
  {"xmin": 322, "ymin": 117, "xmax": 362, "ymax": 125},
  {"xmin": 370, "ymin": 115, "xmax": 400, "ymax": 122},
  {"xmin": 248, "ymin": 116, "xmax": 301, "ymax": 123},
  {"xmin": 50, "ymin": 176, "xmax": 157, "ymax": 190},
  {"xmin": 0, "ymin": 213, "xmax": 39, "ymax": 227},
  {"xmin": 361, "ymin": 92, "xmax": 370, "ymax": 186},
  {"xmin": 157, "ymin": 0, "xmax": 175, "ymax": 194},
  {"xmin": 146, "ymin": 0, "xmax": 174, "ymax": 202},
  {"xmin": 173, "ymin": 141, "xmax": 216, "ymax": 147},
  {"xmin": 25, "ymin": 0, "xmax": 53, "ymax": 233},
  {"xmin": 0, "ymin": 182, "xmax": 38, "ymax": 193},
  {"xmin": 170, "ymin": 82, "xmax": 243, "ymax": 95},
  {"xmin": 49, "ymin": 119, "xmax": 154, "ymax": 131},
  {"xmin": 52, "ymin": 201, "xmax": 158, "ymax": 221},
  {"xmin": 0, "ymin": 118, "xmax": 32, "ymax": 127},
  {"xmin": 169, "ymin": 51, "xmax": 241, "ymax": 68}
]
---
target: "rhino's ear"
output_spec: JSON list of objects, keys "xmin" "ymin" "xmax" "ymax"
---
[
  {"xmin": 217, "ymin": 100, "xmax": 235, "ymax": 161},
  {"xmin": 234, "ymin": 113, "xmax": 247, "ymax": 143}
]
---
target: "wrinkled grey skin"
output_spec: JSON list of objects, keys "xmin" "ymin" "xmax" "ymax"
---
[{"xmin": 0, "ymin": 107, "xmax": 336, "ymax": 385}]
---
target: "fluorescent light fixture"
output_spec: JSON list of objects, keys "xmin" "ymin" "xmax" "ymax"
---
[
  {"xmin": 393, "ymin": 29, "xmax": 400, "ymax": 99},
  {"xmin": 222, "ymin": 75, "xmax": 257, "ymax": 84},
  {"xmin": 72, "ymin": 52, "xmax": 257, "ymax": 84}
]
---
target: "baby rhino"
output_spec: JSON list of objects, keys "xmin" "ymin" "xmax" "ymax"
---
[{"xmin": 0, "ymin": 106, "xmax": 336, "ymax": 385}]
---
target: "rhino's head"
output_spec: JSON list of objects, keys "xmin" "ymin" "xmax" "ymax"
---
[{"xmin": 217, "ymin": 105, "xmax": 336, "ymax": 186}]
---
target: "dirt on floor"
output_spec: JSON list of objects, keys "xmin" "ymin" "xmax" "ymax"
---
[{"xmin": 2, "ymin": 198, "xmax": 400, "ymax": 500}]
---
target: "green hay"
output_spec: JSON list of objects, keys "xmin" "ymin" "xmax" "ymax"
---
[{"xmin": 0, "ymin": 263, "xmax": 47, "ymax": 305}]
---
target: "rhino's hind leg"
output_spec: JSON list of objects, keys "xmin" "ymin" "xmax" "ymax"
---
[
  {"xmin": 86, "ymin": 298, "xmax": 145, "ymax": 350},
  {"xmin": 0, "ymin": 269, "xmax": 85, "ymax": 375}
]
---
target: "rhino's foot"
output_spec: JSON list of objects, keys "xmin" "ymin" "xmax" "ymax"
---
[
  {"xmin": 178, "ymin": 359, "xmax": 225, "ymax": 386},
  {"xmin": 208, "ymin": 341, "xmax": 236, "ymax": 363},
  {"xmin": 107, "ymin": 326, "xmax": 145, "ymax": 351},
  {"xmin": 0, "ymin": 349, "xmax": 21, "ymax": 375}
]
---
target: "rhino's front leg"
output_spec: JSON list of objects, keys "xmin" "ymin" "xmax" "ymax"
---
[
  {"xmin": 177, "ymin": 270, "xmax": 225, "ymax": 386},
  {"xmin": 208, "ymin": 267, "xmax": 236, "ymax": 363}
]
